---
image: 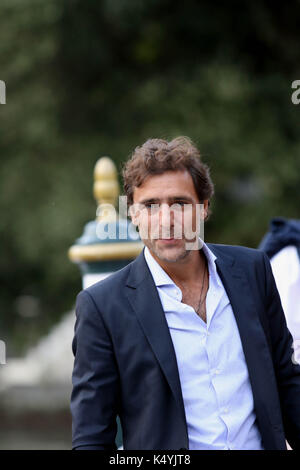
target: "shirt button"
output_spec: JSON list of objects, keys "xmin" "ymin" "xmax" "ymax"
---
[
  {"xmin": 215, "ymin": 369, "xmax": 221, "ymax": 375},
  {"xmin": 223, "ymin": 407, "xmax": 229, "ymax": 414}
]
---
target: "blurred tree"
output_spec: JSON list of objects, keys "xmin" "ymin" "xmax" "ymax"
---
[{"xmin": 0, "ymin": 0, "xmax": 299, "ymax": 353}]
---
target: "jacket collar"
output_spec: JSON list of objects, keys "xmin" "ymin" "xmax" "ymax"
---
[{"xmin": 126, "ymin": 242, "xmax": 234, "ymax": 289}]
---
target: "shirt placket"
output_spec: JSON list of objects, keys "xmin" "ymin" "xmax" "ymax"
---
[{"xmin": 205, "ymin": 281, "xmax": 232, "ymax": 447}]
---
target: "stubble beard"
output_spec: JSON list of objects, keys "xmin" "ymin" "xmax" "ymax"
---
[{"xmin": 143, "ymin": 237, "xmax": 193, "ymax": 263}]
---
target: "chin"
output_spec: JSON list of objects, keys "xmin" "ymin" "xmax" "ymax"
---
[{"xmin": 153, "ymin": 243, "xmax": 187, "ymax": 262}]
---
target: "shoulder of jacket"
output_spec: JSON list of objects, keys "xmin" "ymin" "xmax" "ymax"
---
[
  {"xmin": 208, "ymin": 242, "xmax": 265, "ymax": 262},
  {"xmin": 80, "ymin": 260, "xmax": 134, "ymax": 298}
]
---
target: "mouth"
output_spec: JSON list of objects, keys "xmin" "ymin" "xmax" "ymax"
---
[{"xmin": 157, "ymin": 237, "xmax": 180, "ymax": 244}]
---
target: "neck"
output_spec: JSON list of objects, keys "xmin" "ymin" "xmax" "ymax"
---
[{"xmin": 149, "ymin": 247, "xmax": 207, "ymax": 285}]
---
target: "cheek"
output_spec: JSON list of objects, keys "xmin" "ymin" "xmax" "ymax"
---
[
  {"xmin": 182, "ymin": 209, "xmax": 194, "ymax": 226},
  {"xmin": 138, "ymin": 212, "xmax": 149, "ymax": 231},
  {"xmin": 138, "ymin": 212, "xmax": 159, "ymax": 238},
  {"xmin": 181, "ymin": 209, "xmax": 199, "ymax": 236},
  {"xmin": 173, "ymin": 211, "xmax": 184, "ymax": 226}
]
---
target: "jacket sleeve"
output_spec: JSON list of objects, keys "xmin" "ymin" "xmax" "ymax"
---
[
  {"xmin": 70, "ymin": 289, "xmax": 120, "ymax": 450},
  {"xmin": 262, "ymin": 252, "xmax": 300, "ymax": 450}
]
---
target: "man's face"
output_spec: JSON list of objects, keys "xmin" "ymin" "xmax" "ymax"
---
[{"xmin": 129, "ymin": 170, "xmax": 208, "ymax": 263}]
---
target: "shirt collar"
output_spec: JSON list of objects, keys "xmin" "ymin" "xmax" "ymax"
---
[{"xmin": 144, "ymin": 238, "xmax": 222, "ymax": 289}]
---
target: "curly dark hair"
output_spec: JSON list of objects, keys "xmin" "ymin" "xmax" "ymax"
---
[{"xmin": 122, "ymin": 136, "xmax": 214, "ymax": 221}]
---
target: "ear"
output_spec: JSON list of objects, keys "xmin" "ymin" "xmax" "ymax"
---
[{"xmin": 202, "ymin": 199, "xmax": 209, "ymax": 219}]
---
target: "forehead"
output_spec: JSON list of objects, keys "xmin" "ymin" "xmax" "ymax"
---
[{"xmin": 132, "ymin": 169, "xmax": 199, "ymax": 202}]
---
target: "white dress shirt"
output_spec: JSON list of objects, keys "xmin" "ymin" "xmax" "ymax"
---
[{"xmin": 144, "ymin": 241, "xmax": 264, "ymax": 450}]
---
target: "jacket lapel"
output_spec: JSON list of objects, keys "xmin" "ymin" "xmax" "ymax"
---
[
  {"xmin": 208, "ymin": 243, "xmax": 284, "ymax": 449},
  {"xmin": 125, "ymin": 248, "xmax": 188, "ymax": 431}
]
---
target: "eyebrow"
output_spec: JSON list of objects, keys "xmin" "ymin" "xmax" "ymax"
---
[{"xmin": 139, "ymin": 196, "xmax": 195, "ymax": 204}]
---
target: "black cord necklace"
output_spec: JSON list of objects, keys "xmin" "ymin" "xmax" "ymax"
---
[{"xmin": 196, "ymin": 259, "xmax": 208, "ymax": 318}]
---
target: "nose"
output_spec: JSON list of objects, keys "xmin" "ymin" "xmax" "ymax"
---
[
  {"xmin": 159, "ymin": 203, "xmax": 171, "ymax": 222},
  {"xmin": 158, "ymin": 203, "xmax": 174, "ymax": 236}
]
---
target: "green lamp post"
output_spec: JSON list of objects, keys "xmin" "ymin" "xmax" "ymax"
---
[{"xmin": 69, "ymin": 156, "xmax": 144, "ymax": 448}]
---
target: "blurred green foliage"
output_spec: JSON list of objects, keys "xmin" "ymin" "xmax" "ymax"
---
[{"xmin": 0, "ymin": 0, "xmax": 299, "ymax": 354}]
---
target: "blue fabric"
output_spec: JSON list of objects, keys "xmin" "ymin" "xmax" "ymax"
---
[{"xmin": 258, "ymin": 217, "xmax": 300, "ymax": 260}]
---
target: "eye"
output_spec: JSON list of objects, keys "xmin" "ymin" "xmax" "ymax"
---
[
  {"xmin": 172, "ymin": 201, "xmax": 187, "ymax": 209},
  {"xmin": 143, "ymin": 203, "xmax": 160, "ymax": 213}
]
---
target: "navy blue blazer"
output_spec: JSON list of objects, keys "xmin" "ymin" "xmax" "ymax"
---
[{"xmin": 70, "ymin": 243, "xmax": 300, "ymax": 450}]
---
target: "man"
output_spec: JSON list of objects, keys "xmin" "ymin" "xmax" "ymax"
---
[{"xmin": 71, "ymin": 137, "xmax": 300, "ymax": 450}]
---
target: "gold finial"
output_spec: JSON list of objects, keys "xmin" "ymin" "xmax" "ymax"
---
[
  {"xmin": 93, "ymin": 157, "xmax": 120, "ymax": 222},
  {"xmin": 68, "ymin": 155, "xmax": 144, "ymax": 264}
]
